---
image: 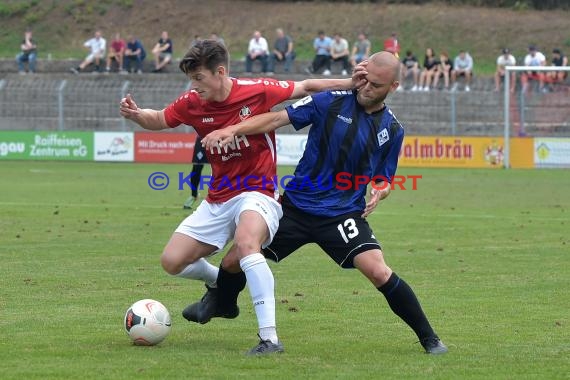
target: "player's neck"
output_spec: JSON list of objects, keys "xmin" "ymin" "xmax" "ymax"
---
[
  {"xmin": 364, "ymin": 102, "xmax": 386, "ymax": 114},
  {"xmin": 211, "ymin": 77, "xmax": 233, "ymax": 103}
]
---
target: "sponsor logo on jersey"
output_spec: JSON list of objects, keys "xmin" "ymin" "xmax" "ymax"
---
[
  {"xmin": 337, "ymin": 114, "xmax": 353, "ymax": 124},
  {"xmin": 221, "ymin": 152, "xmax": 242, "ymax": 161},
  {"xmin": 237, "ymin": 79, "xmax": 262, "ymax": 85},
  {"xmin": 202, "ymin": 117, "xmax": 214, "ymax": 123},
  {"xmin": 209, "ymin": 135, "xmax": 251, "ymax": 159},
  {"xmin": 239, "ymin": 106, "xmax": 252, "ymax": 120},
  {"xmin": 377, "ymin": 128, "xmax": 389, "ymax": 147},
  {"xmin": 278, "ymin": 81, "xmax": 290, "ymax": 88}
]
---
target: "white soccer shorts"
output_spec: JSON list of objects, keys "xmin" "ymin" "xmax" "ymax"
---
[{"xmin": 174, "ymin": 191, "xmax": 283, "ymax": 253}]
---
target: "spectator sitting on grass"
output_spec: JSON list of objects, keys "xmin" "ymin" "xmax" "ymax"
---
[
  {"xmin": 307, "ymin": 30, "xmax": 332, "ymax": 75},
  {"xmin": 494, "ymin": 48, "xmax": 516, "ymax": 92},
  {"xmin": 105, "ymin": 33, "xmax": 125, "ymax": 73},
  {"xmin": 71, "ymin": 30, "xmax": 106, "ymax": 74},
  {"xmin": 451, "ymin": 50, "xmax": 473, "ymax": 92},
  {"xmin": 123, "ymin": 35, "xmax": 146, "ymax": 74},
  {"xmin": 330, "ymin": 32, "xmax": 351, "ymax": 76},
  {"xmin": 151, "ymin": 31, "xmax": 173, "ymax": 73},
  {"xmin": 545, "ymin": 48, "xmax": 568, "ymax": 88},
  {"xmin": 350, "ymin": 32, "xmax": 371, "ymax": 67},
  {"xmin": 400, "ymin": 50, "xmax": 420, "ymax": 91},
  {"xmin": 433, "ymin": 51, "xmax": 453, "ymax": 91},
  {"xmin": 245, "ymin": 30, "xmax": 269, "ymax": 74},
  {"xmin": 521, "ymin": 45, "xmax": 546, "ymax": 93},
  {"xmin": 16, "ymin": 29, "xmax": 37, "ymax": 74},
  {"xmin": 267, "ymin": 28, "xmax": 295, "ymax": 74},
  {"xmin": 418, "ymin": 47, "xmax": 439, "ymax": 92}
]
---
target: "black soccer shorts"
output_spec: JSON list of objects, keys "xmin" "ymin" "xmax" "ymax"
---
[{"xmin": 264, "ymin": 193, "xmax": 382, "ymax": 268}]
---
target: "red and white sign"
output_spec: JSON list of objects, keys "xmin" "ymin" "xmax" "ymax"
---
[
  {"xmin": 135, "ymin": 132, "xmax": 197, "ymax": 163},
  {"xmin": 94, "ymin": 132, "xmax": 134, "ymax": 162}
]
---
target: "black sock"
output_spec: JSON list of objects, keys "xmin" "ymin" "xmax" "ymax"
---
[
  {"xmin": 378, "ymin": 272, "xmax": 436, "ymax": 341},
  {"xmin": 217, "ymin": 266, "xmax": 246, "ymax": 309}
]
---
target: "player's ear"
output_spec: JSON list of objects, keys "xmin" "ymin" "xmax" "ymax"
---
[
  {"xmin": 390, "ymin": 80, "xmax": 400, "ymax": 92},
  {"xmin": 217, "ymin": 65, "xmax": 227, "ymax": 76}
]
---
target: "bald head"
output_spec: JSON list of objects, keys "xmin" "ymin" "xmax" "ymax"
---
[
  {"xmin": 369, "ymin": 51, "xmax": 401, "ymax": 82},
  {"xmin": 356, "ymin": 51, "xmax": 401, "ymax": 113}
]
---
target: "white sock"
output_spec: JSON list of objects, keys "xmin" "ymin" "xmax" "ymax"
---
[
  {"xmin": 259, "ymin": 326, "xmax": 278, "ymax": 344},
  {"xmin": 175, "ymin": 258, "xmax": 218, "ymax": 287},
  {"xmin": 240, "ymin": 253, "xmax": 278, "ymax": 344}
]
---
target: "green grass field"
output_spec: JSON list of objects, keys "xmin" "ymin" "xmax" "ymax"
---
[{"xmin": 1, "ymin": 161, "xmax": 568, "ymax": 379}]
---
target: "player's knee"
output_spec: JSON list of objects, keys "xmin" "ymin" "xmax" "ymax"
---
[
  {"xmin": 160, "ymin": 250, "xmax": 196, "ymax": 275},
  {"xmin": 232, "ymin": 238, "xmax": 262, "ymax": 259},
  {"xmin": 355, "ymin": 250, "xmax": 393, "ymax": 287},
  {"xmin": 369, "ymin": 265, "xmax": 392, "ymax": 287},
  {"xmin": 220, "ymin": 254, "xmax": 241, "ymax": 272},
  {"xmin": 160, "ymin": 252, "xmax": 181, "ymax": 275}
]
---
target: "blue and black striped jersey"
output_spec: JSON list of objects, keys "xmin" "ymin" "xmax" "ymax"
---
[{"xmin": 284, "ymin": 90, "xmax": 404, "ymax": 217}]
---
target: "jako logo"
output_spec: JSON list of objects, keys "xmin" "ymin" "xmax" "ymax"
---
[{"xmin": 202, "ymin": 117, "xmax": 214, "ymax": 123}]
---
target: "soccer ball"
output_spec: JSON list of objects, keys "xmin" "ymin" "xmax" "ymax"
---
[{"xmin": 124, "ymin": 299, "xmax": 172, "ymax": 346}]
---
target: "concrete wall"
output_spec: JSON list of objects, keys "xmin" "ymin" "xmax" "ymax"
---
[{"xmin": 1, "ymin": 69, "xmax": 568, "ymax": 137}]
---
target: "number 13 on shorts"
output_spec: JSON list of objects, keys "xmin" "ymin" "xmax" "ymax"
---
[{"xmin": 337, "ymin": 218, "xmax": 359, "ymax": 243}]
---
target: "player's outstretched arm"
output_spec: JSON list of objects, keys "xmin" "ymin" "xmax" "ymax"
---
[
  {"xmin": 290, "ymin": 61, "xmax": 368, "ymax": 98},
  {"xmin": 202, "ymin": 109, "xmax": 290, "ymax": 150},
  {"xmin": 119, "ymin": 93, "xmax": 169, "ymax": 131}
]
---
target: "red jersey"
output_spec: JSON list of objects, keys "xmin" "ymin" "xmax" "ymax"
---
[
  {"xmin": 164, "ymin": 78, "xmax": 295, "ymax": 203},
  {"xmin": 111, "ymin": 39, "xmax": 125, "ymax": 53},
  {"xmin": 383, "ymin": 37, "xmax": 400, "ymax": 55}
]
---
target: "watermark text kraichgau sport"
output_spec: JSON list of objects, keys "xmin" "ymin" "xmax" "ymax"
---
[{"xmin": 147, "ymin": 172, "xmax": 422, "ymax": 191}]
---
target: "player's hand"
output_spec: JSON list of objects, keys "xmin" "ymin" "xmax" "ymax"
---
[
  {"xmin": 119, "ymin": 93, "xmax": 139, "ymax": 120},
  {"xmin": 362, "ymin": 183, "xmax": 389, "ymax": 218},
  {"xmin": 352, "ymin": 60, "xmax": 368, "ymax": 89},
  {"xmin": 202, "ymin": 128, "xmax": 236, "ymax": 150}
]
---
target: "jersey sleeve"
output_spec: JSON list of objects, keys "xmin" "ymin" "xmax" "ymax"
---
[
  {"xmin": 264, "ymin": 80, "xmax": 295, "ymax": 108},
  {"xmin": 163, "ymin": 93, "xmax": 192, "ymax": 128},
  {"xmin": 285, "ymin": 91, "xmax": 329, "ymax": 131},
  {"xmin": 374, "ymin": 123, "xmax": 404, "ymax": 182}
]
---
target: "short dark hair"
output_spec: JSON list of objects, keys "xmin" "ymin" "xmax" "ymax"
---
[{"xmin": 179, "ymin": 39, "xmax": 229, "ymax": 75}]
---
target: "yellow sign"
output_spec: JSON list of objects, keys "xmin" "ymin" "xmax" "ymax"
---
[{"xmin": 398, "ymin": 136, "xmax": 533, "ymax": 169}]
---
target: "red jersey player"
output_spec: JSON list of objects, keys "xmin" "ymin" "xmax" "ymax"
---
[
  {"xmin": 164, "ymin": 77, "xmax": 290, "ymax": 203},
  {"xmin": 119, "ymin": 39, "xmax": 360, "ymax": 355}
]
